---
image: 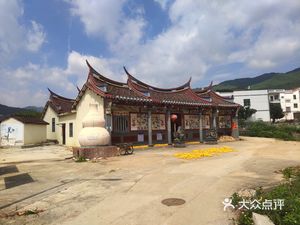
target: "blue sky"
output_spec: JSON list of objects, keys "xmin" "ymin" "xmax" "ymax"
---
[{"xmin": 1, "ymin": 0, "xmax": 300, "ymax": 107}]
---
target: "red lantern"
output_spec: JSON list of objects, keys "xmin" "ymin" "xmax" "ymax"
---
[{"xmin": 171, "ymin": 114, "xmax": 177, "ymax": 122}]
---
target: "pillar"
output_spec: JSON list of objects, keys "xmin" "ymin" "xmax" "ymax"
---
[
  {"xmin": 199, "ymin": 110, "xmax": 203, "ymax": 143},
  {"xmin": 232, "ymin": 109, "xmax": 239, "ymax": 139},
  {"xmin": 212, "ymin": 108, "xmax": 219, "ymax": 141},
  {"xmin": 167, "ymin": 110, "xmax": 172, "ymax": 145},
  {"xmin": 212, "ymin": 109, "xmax": 217, "ymax": 129},
  {"xmin": 148, "ymin": 110, "xmax": 153, "ymax": 146}
]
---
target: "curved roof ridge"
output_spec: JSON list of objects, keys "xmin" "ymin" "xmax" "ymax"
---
[
  {"xmin": 208, "ymin": 90, "xmax": 239, "ymax": 106},
  {"xmin": 86, "ymin": 60, "xmax": 126, "ymax": 87},
  {"xmin": 124, "ymin": 66, "xmax": 191, "ymax": 92},
  {"xmin": 185, "ymin": 88, "xmax": 213, "ymax": 105},
  {"xmin": 127, "ymin": 79, "xmax": 152, "ymax": 99},
  {"xmin": 193, "ymin": 81, "xmax": 213, "ymax": 94},
  {"xmin": 47, "ymin": 88, "xmax": 75, "ymax": 102}
]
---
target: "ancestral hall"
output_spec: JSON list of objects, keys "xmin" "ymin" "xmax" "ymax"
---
[{"xmin": 42, "ymin": 61, "xmax": 239, "ymax": 147}]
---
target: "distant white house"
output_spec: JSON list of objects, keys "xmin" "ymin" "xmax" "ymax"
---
[
  {"xmin": 219, "ymin": 90, "xmax": 271, "ymax": 121},
  {"xmin": 0, "ymin": 116, "xmax": 48, "ymax": 146},
  {"xmin": 219, "ymin": 88, "xmax": 300, "ymax": 122},
  {"xmin": 270, "ymin": 88, "xmax": 300, "ymax": 121}
]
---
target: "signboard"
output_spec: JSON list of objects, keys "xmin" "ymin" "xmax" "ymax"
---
[
  {"xmin": 156, "ymin": 133, "xmax": 163, "ymax": 141},
  {"xmin": 138, "ymin": 134, "xmax": 144, "ymax": 142}
]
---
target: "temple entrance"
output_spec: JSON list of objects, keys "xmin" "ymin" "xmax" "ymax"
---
[
  {"xmin": 62, "ymin": 123, "xmax": 66, "ymax": 145},
  {"xmin": 171, "ymin": 113, "xmax": 182, "ymax": 139}
]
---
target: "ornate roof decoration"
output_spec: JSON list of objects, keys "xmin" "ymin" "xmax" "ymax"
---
[
  {"xmin": 194, "ymin": 88, "xmax": 240, "ymax": 108},
  {"xmin": 41, "ymin": 89, "xmax": 75, "ymax": 118},
  {"xmin": 44, "ymin": 60, "xmax": 239, "ymax": 115},
  {"xmin": 124, "ymin": 66, "xmax": 192, "ymax": 92}
]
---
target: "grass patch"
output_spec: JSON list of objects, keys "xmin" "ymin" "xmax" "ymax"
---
[
  {"xmin": 241, "ymin": 121, "xmax": 300, "ymax": 141},
  {"xmin": 75, "ymin": 156, "xmax": 87, "ymax": 162},
  {"xmin": 232, "ymin": 166, "xmax": 300, "ymax": 225}
]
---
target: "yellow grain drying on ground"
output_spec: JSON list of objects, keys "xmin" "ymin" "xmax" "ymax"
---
[{"xmin": 174, "ymin": 146, "xmax": 235, "ymax": 159}]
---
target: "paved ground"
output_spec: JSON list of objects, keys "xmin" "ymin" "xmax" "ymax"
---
[{"xmin": 0, "ymin": 137, "xmax": 299, "ymax": 225}]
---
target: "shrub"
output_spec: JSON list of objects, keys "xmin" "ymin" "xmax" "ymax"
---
[
  {"xmin": 233, "ymin": 167, "xmax": 300, "ymax": 225},
  {"xmin": 242, "ymin": 121, "xmax": 300, "ymax": 141}
]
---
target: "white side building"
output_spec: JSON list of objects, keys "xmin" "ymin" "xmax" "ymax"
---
[
  {"xmin": 278, "ymin": 88, "xmax": 300, "ymax": 120},
  {"xmin": 219, "ymin": 90, "xmax": 271, "ymax": 121},
  {"xmin": 0, "ymin": 116, "xmax": 48, "ymax": 146}
]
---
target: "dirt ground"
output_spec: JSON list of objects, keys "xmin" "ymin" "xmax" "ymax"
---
[{"xmin": 0, "ymin": 137, "xmax": 299, "ymax": 225}]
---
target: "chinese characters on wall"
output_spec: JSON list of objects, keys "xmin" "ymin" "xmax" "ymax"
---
[
  {"xmin": 184, "ymin": 115, "xmax": 211, "ymax": 129},
  {"xmin": 130, "ymin": 113, "xmax": 166, "ymax": 131}
]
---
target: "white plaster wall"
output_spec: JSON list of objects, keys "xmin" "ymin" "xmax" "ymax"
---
[
  {"xmin": 233, "ymin": 90, "xmax": 270, "ymax": 121},
  {"xmin": 23, "ymin": 124, "xmax": 47, "ymax": 145},
  {"xmin": 59, "ymin": 113, "xmax": 76, "ymax": 146},
  {"xmin": 0, "ymin": 118, "xmax": 24, "ymax": 146},
  {"xmin": 43, "ymin": 106, "xmax": 60, "ymax": 140},
  {"xmin": 280, "ymin": 90, "xmax": 300, "ymax": 120}
]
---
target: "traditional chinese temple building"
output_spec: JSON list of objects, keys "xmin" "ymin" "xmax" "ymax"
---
[{"xmin": 42, "ymin": 61, "xmax": 239, "ymax": 147}]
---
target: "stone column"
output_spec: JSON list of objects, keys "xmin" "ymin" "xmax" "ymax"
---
[
  {"xmin": 212, "ymin": 109, "xmax": 217, "ymax": 129},
  {"xmin": 148, "ymin": 110, "xmax": 153, "ymax": 146},
  {"xmin": 213, "ymin": 108, "xmax": 219, "ymax": 141},
  {"xmin": 167, "ymin": 110, "xmax": 172, "ymax": 145},
  {"xmin": 232, "ymin": 109, "xmax": 239, "ymax": 139},
  {"xmin": 199, "ymin": 109, "xmax": 203, "ymax": 143}
]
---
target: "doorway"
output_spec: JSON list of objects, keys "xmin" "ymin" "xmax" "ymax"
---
[{"xmin": 62, "ymin": 123, "xmax": 66, "ymax": 145}]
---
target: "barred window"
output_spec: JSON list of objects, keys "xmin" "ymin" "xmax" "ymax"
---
[
  {"xmin": 113, "ymin": 115, "xmax": 129, "ymax": 133},
  {"xmin": 69, "ymin": 123, "xmax": 73, "ymax": 137},
  {"xmin": 52, "ymin": 118, "xmax": 55, "ymax": 132}
]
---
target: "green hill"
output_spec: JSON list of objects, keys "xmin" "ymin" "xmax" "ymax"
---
[
  {"xmin": 0, "ymin": 104, "xmax": 43, "ymax": 119},
  {"xmin": 213, "ymin": 67, "xmax": 300, "ymax": 91}
]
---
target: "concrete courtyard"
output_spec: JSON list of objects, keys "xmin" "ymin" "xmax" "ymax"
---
[{"xmin": 0, "ymin": 137, "xmax": 300, "ymax": 225}]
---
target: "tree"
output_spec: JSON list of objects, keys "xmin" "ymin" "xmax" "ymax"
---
[
  {"xmin": 238, "ymin": 106, "xmax": 257, "ymax": 121},
  {"xmin": 270, "ymin": 103, "xmax": 284, "ymax": 123},
  {"xmin": 14, "ymin": 110, "xmax": 42, "ymax": 118}
]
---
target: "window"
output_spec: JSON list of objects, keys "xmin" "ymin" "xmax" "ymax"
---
[
  {"xmin": 293, "ymin": 95, "xmax": 296, "ymax": 99},
  {"xmin": 274, "ymin": 95, "xmax": 279, "ymax": 100},
  {"xmin": 286, "ymin": 107, "xmax": 291, "ymax": 112},
  {"xmin": 270, "ymin": 96, "xmax": 274, "ymax": 101},
  {"xmin": 243, "ymin": 99, "xmax": 251, "ymax": 107},
  {"xmin": 113, "ymin": 115, "xmax": 129, "ymax": 133},
  {"xmin": 52, "ymin": 118, "xmax": 55, "ymax": 132},
  {"xmin": 97, "ymin": 85, "xmax": 107, "ymax": 92},
  {"xmin": 286, "ymin": 99, "xmax": 291, "ymax": 103},
  {"xmin": 294, "ymin": 103, "xmax": 298, "ymax": 109},
  {"xmin": 69, "ymin": 123, "xmax": 73, "ymax": 137},
  {"xmin": 142, "ymin": 91, "xmax": 150, "ymax": 97}
]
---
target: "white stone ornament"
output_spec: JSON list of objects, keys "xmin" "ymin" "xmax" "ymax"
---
[{"xmin": 78, "ymin": 104, "xmax": 110, "ymax": 146}]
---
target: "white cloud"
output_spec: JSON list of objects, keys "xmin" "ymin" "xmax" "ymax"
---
[
  {"xmin": 0, "ymin": 0, "xmax": 46, "ymax": 64},
  {"xmin": 67, "ymin": 0, "xmax": 300, "ymax": 87},
  {"xmin": 68, "ymin": 0, "xmax": 146, "ymax": 54},
  {"xmin": 2, "ymin": 0, "xmax": 300, "ymax": 107},
  {"xmin": 26, "ymin": 21, "xmax": 46, "ymax": 52},
  {"xmin": 0, "ymin": 51, "xmax": 121, "ymax": 107},
  {"xmin": 153, "ymin": 0, "xmax": 172, "ymax": 10}
]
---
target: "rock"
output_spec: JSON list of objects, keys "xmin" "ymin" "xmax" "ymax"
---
[
  {"xmin": 237, "ymin": 188, "xmax": 256, "ymax": 198},
  {"xmin": 252, "ymin": 213, "xmax": 275, "ymax": 225}
]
